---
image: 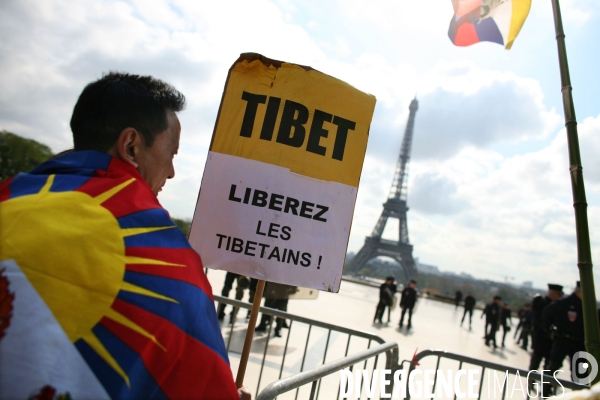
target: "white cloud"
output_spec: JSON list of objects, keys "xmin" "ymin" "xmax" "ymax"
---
[
  {"xmin": 338, "ymin": 0, "xmax": 452, "ymax": 38},
  {"xmin": 578, "ymin": 115, "xmax": 600, "ymax": 187},
  {"xmin": 561, "ymin": 0, "xmax": 596, "ymax": 25},
  {"xmin": 412, "ymin": 61, "xmax": 561, "ymax": 160},
  {"xmin": 409, "ymin": 172, "xmax": 466, "ymax": 215}
]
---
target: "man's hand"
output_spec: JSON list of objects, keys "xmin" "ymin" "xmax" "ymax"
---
[{"xmin": 238, "ymin": 384, "xmax": 252, "ymax": 400}]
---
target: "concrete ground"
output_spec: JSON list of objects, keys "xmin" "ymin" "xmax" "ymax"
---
[{"xmin": 207, "ymin": 270, "xmax": 571, "ymax": 398}]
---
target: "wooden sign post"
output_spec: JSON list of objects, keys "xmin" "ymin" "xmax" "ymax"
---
[{"xmin": 235, "ymin": 279, "xmax": 265, "ymax": 387}]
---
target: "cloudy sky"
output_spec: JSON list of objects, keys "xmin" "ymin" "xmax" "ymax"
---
[{"xmin": 2, "ymin": 0, "xmax": 599, "ymax": 294}]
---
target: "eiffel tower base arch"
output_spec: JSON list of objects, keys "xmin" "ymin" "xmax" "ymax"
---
[{"xmin": 345, "ymin": 237, "xmax": 418, "ymax": 281}]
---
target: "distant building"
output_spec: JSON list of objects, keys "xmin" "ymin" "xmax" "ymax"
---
[
  {"xmin": 460, "ymin": 272, "xmax": 474, "ymax": 280},
  {"xmin": 415, "ymin": 258, "xmax": 440, "ymax": 275},
  {"xmin": 522, "ymin": 281, "xmax": 533, "ymax": 289}
]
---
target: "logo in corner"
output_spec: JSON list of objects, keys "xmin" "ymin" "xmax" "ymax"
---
[{"xmin": 572, "ymin": 351, "xmax": 599, "ymax": 385}]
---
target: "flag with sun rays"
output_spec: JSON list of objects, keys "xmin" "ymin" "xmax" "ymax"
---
[
  {"xmin": 0, "ymin": 151, "xmax": 240, "ymax": 399},
  {"xmin": 448, "ymin": 0, "xmax": 532, "ymax": 49}
]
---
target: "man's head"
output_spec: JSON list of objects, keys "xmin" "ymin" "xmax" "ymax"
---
[
  {"xmin": 385, "ymin": 276, "xmax": 394, "ymax": 283},
  {"xmin": 493, "ymin": 295, "xmax": 502, "ymax": 303},
  {"xmin": 575, "ymin": 281, "xmax": 582, "ymax": 299},
  {"xmin": 547, "ymin": 283, "xmax": 564, "ymax": 301},
  {"xmin": 70, "ymin": 72, "xmax": 186, "ymax": 195},
  {"xmin": 409, "ymin": 280, "xmax": 416, "ymax": 288}
]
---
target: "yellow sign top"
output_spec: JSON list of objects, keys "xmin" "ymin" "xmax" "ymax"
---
[{"xmin": 210, "ymin": 54, "xmax": 376, "ymax": 187}]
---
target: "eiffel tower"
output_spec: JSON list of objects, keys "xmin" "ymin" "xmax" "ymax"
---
[{"xmin": 346, "ymin": 97, "xmax": 419, "ymax": 280}]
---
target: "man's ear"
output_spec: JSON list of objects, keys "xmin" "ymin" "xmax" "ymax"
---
[{"xmin": 108, "ymin": 128, "xmax": 142, "ymax": 167}]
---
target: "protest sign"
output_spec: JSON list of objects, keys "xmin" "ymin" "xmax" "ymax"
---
[{"xmin": 189, "ymin": 53, "xmax": 375, "ymax": 293}]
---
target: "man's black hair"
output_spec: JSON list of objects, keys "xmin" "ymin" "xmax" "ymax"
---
[{"xmin": 70, "ymin": 72, "xmax": 186, "ymax": 152}]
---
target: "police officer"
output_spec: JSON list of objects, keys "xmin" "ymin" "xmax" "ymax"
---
[
  {"xmin": 481, "ymin": 297, "xmax": 495, "ymax": 338},
  {"xmin": 217, "ymin": 272, "xmax": 240, "ymax": 320},
  {"xmin": 461, "ymin": 292, "xmax": 476, "ymax": 329},
  {"xmin": 454, "ymin": 290, "xmax": 463, "ymax": 309},
  {"xmin": 229, "ymin": 275, "xmax": 253, "ymax": 323},
  {"xmin": 500, "ymin": 302, "xmax": 513, "ymax": 347},
  {"xmin": 516, "ymin": 303, "xmax": 533, "ymax": 350},
  {"xmin": 484, "ymin": 295, "xmax": 502, "ymax": 349},
  {"xmin": 374, "ymin": 276, "xmax": 397, "ymax": 324},
  {"xmin": 255, "ymin": 282, "xmax": 295, "ymax": 337},
  {"xmin": 399, "ymin": 280, "xmax": 417, "ymax": 330},
  {"xmin": 543, "ymin": 282, "xmax": 585, "ymax": 381},
  {"xmin": 528, "ymin": 283, "xmax": 563, "ymax": 371},
  {"xmin": 514, "ymin": 304, "xmax": 527, "ymax": 339}
]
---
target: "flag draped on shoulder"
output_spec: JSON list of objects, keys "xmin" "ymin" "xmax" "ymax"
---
[
  {"xmin": 448, "ymin": 0, "xmax": 532, "ymax": 49},
  {"xmin": 0, "ymin": 151, "xmax": 239, "ymax": 400}
]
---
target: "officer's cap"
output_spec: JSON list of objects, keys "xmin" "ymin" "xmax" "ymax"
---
[
  {"xmin": 548, "ymin": 283, "xmax": 563, "ymax": 292},
  {"xmin": 386, "ymin": 276, "xmax": 394, "ymax": 281},
  {"xmin": 576, "ymin": 281, "xmax": 581, "ymax": 288}
]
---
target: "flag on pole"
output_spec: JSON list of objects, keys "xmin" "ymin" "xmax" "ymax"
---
[{"xmin": 448, "ymin": 0, "xmax": 532, "ymax": 49}]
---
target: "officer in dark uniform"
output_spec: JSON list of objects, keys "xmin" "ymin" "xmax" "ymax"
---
[
  {"xmin": 374, "ymin": 276, "xmax": 397, "ymax": 323},
  {"xmin": 484, "ymin": 295, "xmax": 502, "ymax": 349},
  {"xmin": 255, "ymin": 282, "xmax": 296, "ymax": 337},
  {"xmin": 516, "ymin": 303, "xmax": 533, "ymax": 349},
  {"xmin": 528, "ymin": 283, "xmax": 563, "ymax": 372},
  {"xmin": 461, "ymin": 292, "xmax": 476, "ymax": 329},
  {"xmin": 229, "ymin": 275, "xmax": 253, "ymax": 323},
  {"xmin": 500, "ymin": 302, "xmax": 513, "ymax": 347},
  {"xmin": 514, "ymin": 304, "xmax": 527, "ymax": 339},
  {"xmin": 217, "ymin": 272, "xmax": 240, "ymax": 320},
  {"xmin": 454, "ymin": 290, "xmax": 463, "ymax": 309},
  {"xmin": 543, "ymin": 281, "xmax": 585, "ymax": 381},
  {"xmin": 481, "ymin": 297, "xmax": 494, "ymax": 338},
  {"xmin": 399, "ymin": 280, "xmax": 417, "ymax": 330},
  {"xmin": 246, "ymin": 278, "xmax": 259, "ymax": 319}
]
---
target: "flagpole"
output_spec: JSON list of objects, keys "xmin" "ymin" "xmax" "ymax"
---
[{"xmin": 551, "ymin": 0, "xmax": 600, "ymax": 380}]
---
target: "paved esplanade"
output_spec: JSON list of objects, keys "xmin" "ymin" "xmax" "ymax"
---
[{"xmin": 208, "ymin": 271, "xmax": 571, "ymax": 396}]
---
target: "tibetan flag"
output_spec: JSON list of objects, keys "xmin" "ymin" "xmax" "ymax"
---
[
  {"xmin": 0, "ymin": 151, "xmax": 239, "ymax": 399},
  {"xmin": 448, "ymin": 0, "xmax": 532, "ymax": 49}
]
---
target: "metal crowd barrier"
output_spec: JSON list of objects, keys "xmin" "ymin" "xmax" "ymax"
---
[
  {"xmin": 403, "ymin": 349, "xmax": 588, "ymax": 400},
  {"xmin": 256, "ymin": 342, "xmax": 398, "ymax": 400},
  {"xmin": 215, "ymin": 295, "xmax": 587, "ymax": 399},
  {"xmin": 214, "ymin": 295, "xmax": 395, "ymax": 399}
]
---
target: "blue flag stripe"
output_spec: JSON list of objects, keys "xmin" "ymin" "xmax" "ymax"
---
[
  {"xmin": 118, "ymin": 272, "xmax": 229, "ymax": 363},
  {"xmin": 50, "ymin": 174, "xmax": 91, "ymax": 192},
  {"xmin": 76, "ymin": 326, "xmax": 168, "ymax": 400},
  {"xmin": 118, "ymin": 209, "xmax": 174, "ymax": 229},
  {"xmin": 124, "ymin": 227, "xmax": 189, "ymax": 249},
  {"xmin": 9, "ymin": 174, "xmax": 48, "ymax": 199}
]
